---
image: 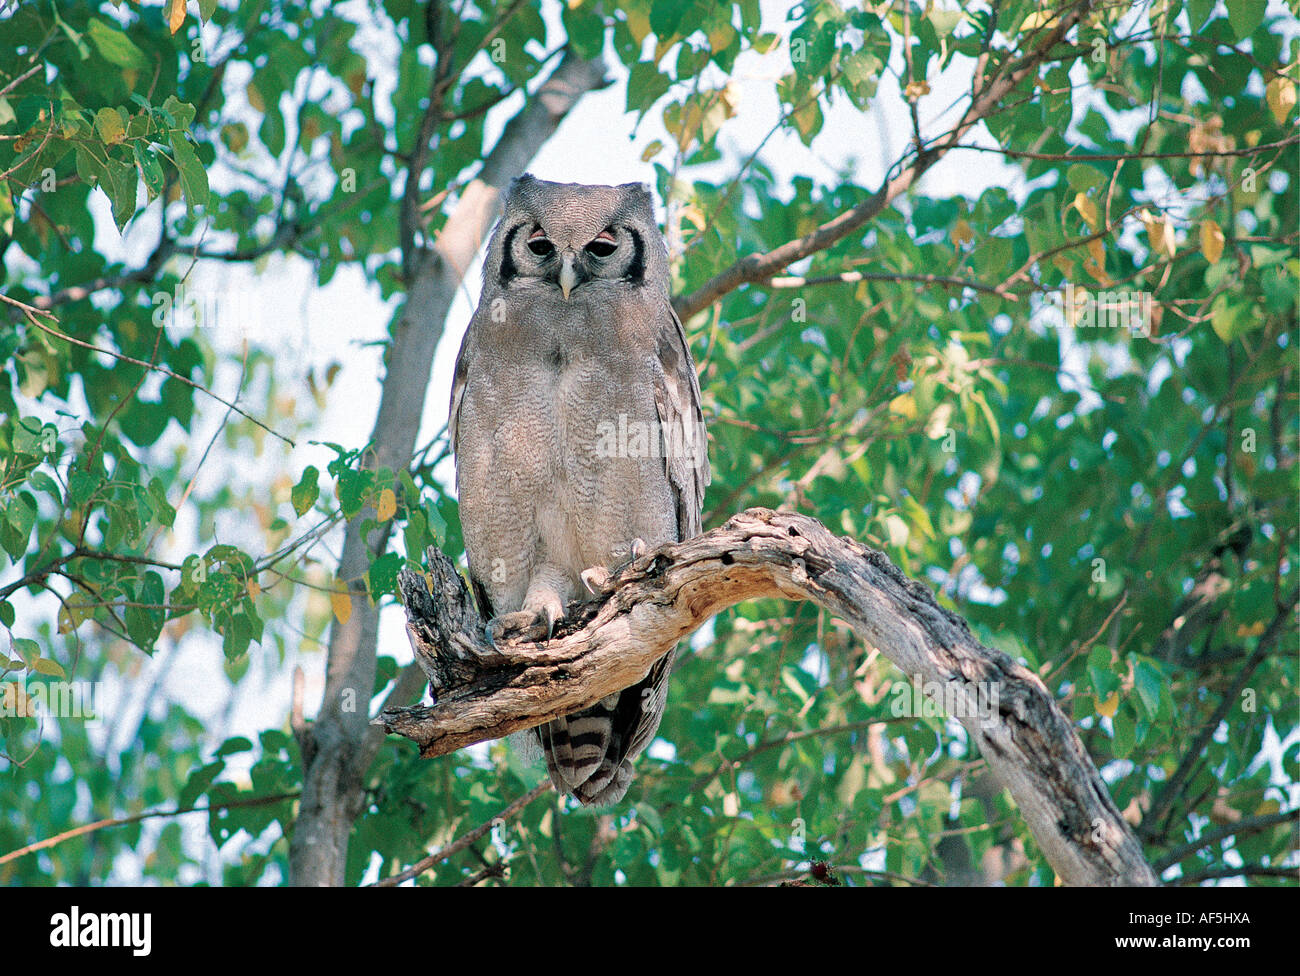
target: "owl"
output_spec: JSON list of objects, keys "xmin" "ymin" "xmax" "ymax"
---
[{"xmin": 448, "ymin": 175, "xmax": 710, "ymax": 806}]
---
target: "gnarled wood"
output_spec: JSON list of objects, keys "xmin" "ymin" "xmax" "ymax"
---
[{"xmin": 377, "ymin": 507, "xmax": 1158, "ymax": 887}]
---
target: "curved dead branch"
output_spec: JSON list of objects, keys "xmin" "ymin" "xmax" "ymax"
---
[{"xmin": 376, "ymin": 507, "xmax": 1157, "ymax": 887}]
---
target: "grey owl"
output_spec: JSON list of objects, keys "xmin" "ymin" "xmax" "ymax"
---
[{"xmin": 448, "ymin": 175, "xmax": 710, "ymax": 806}]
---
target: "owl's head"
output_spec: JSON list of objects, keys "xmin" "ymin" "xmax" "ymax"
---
[{"xmin": 485, "ymin": 174, "xmax": 668, "ymax": 300}]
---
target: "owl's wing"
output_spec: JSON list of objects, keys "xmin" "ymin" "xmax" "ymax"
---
[
  {"xmin": 447, "ymin": 321, "xmax": 474, "ymax": 460},
  {"xmin": 652, "ymin": 300, "xmax": 711, "ymax": 540},
  {"xmin": 447, "ymin": 316, "xmax": 498, "ymax": 619}
]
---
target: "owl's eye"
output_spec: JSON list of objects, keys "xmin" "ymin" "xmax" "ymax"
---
[
  {"xmin": 584, "ymin": 231, "xmax": 618, "ymax": 258},
  {"xmin": 526, "ymin": 237, "xmax": 555, "ymax": 257}
]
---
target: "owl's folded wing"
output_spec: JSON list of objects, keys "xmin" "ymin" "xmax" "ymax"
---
[{"xmin": 652, "ymin": 300, "xmax": 711, "ymax": 542}]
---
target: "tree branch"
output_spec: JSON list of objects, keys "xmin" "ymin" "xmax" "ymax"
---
[
  {"xmin": 376, "ymin": 507, "xmax": 1157, "ymax": 887},
  {"xmin": 670, "ymin": 0, "xmax": 1094, "ymax": 320},
  {"xmin": 1153, "ymin": 809, "xmax": 1299, "ymax": 874}
]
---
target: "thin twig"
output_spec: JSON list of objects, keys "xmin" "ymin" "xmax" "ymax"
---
[{"xmin": 368, "ymin": 781, "xmax": 551, "ymax": 886}]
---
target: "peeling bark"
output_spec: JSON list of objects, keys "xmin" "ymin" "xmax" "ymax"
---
[{"xmin": 377, "ymin": 507, "xmax": 1158, "ymax": 887}]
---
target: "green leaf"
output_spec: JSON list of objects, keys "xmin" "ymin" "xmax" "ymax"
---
[
  {"xmin": 1132, "ymin": 658, "xmax": 1163, "ymax": 718},
  {"xmin": 1227, "ymin": 1, "xmax": 1266, "ymax": 41},
  {"xmin": 148, "ymin": 477, "xmax": 176, "ymax": 527},
  {"xmin": 366, "ymin": 552, "xmax": 403, "ymax": 599},
  {"xmin": 11, "ymin": 638, "xmax": 40, "ymax": 668},
  {"xmin": 101, "ymin": 155, "xmax": 139, "ymax": 231},
  {"xmin": 179, "ymin": 760, "xmax": 225, "ymax": 809},
  {"xmin": 86, "ymin": 18, "xmax": 149, "ymax": 69},
  {"xmin": 167, "ymin": 131, "xmax": 209, "ymax": 214},
  {"xmin": 291, "ymin": 466, "xmax": 320, "ymax": 517},
  {"xmin": 33, "ymin": 657, "xmax": 66, "ymax": 678},
  {"xmin": 627, "ymin": 62, "xmax": 672, "ymax": 115},
  {"xmin": 0, "ymin": 600, "xmax": 13, "ymax": 628},
  {"xmin": 68, "ymin": 470, "xmax": 98, "ymax": 507},
  {"xmin": 134, "ymin": 143, "xmax": 165, "ymax": 200},
  {"xmin": 215, "ymin": 736, "xmax": 254, "ymax": 758},
  {"xmin": 1111, "ymin": 706, "xmax": 1136, "ymax": 759},
  {"xmin": 160, "ymin": 96, "xmax": 196, "ymax": 131}
]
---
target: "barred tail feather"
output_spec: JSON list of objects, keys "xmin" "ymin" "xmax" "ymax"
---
[{"xmin": 528, "ymin": 649, "xmax": 676, "ymax": 806}]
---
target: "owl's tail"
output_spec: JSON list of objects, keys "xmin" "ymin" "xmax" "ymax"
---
[
  {"xmin": 539, "ymin": 694, "xmax": 634, "ymax": 805},
  {"xmin": 535, "ymin": 648, "xmax": 675, "ymax": 806}
]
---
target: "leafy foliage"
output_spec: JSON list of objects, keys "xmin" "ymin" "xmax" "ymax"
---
[{"xmin": 1, "ymin": 0, "xmax": 1295, "ymax": 886}]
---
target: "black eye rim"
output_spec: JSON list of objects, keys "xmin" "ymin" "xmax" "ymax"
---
[
  {"xmin": 584, "ymin": 237, "xmax": 618, "ymax": 258},
  {"xmin": 526, "ymin": 237, "xmax": 555, "ymax": 257}
]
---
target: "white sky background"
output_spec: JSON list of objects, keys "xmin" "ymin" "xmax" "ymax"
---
[{"xmin": 12, "ymin": 0, "xmax": 1294, "ymax": 883}]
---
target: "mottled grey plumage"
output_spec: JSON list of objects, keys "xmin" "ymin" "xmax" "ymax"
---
[{"xmin": 449, "ymin": 175, "xmax": 709, "ymax": 805}]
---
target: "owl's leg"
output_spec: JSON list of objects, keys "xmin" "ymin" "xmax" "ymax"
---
[{"xmin": 485, "ymin": 567, "xmax": 573, "ymax": 645}]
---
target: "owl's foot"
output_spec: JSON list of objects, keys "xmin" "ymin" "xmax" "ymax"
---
[
  {"xmin": 484, "ymin": 595, "xmax": 564, "ymax": 647},
  {"xmin": 580, "ymin": 538, "xmax": 650, "ymax": 596}
]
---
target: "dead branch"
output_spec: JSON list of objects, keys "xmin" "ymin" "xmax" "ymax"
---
[{"xmin": 376, "ymin": 507, "xmax": 1158, "ymax": 887}]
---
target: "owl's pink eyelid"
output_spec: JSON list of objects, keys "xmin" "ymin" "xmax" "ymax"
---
[
  {"xmin": 527, "ymin": 228, "xmax": 548, "ymax": 241},
  {"xmin": 595, "ymin": 229, "xmax": 616, "ymax": 242}
]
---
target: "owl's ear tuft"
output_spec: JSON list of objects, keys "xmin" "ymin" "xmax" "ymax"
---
[{"xmin": 508, "ymin": 173, "xmax": 538, "ymax": 199}]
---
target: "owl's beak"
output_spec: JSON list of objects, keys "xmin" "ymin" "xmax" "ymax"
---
[{"xmin": 559, "ymin": 251, "xmax": 577, "ymax": 300}]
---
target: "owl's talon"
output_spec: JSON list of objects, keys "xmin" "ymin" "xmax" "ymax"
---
[
  {"xmin": 581, "ymin": 565, "xmax": 613, "ymax": 595},
  {"xmin": 629, "ymin": 537, "xmax": 647, "ymax": 560}
]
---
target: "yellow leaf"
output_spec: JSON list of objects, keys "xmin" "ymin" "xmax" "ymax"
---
[
  {"xmin": 376, "ymin": 488, "xmax": 397, "ymax": 522},
  {"xmin": 1072, "ymin": 191, "xmax": 1099, "ymax": 230},
  {"xmin": 246, "ymin": 578, "xmax": 262, "ymax": 599},
  {"xmin": 1094, "ymin": 692, "xmax": 1119, "ymax": 718},
  {"xmin": 1020, "ymin": 11, "xmax": 1058, "ymax": 32},
  {"xmin": 247, "ymin": 79, "xmax": 266, "ymax": 114},
  {"xmin": 57, "ymin": 595, "xmax": 93, "ymax": 634},
  {"xmin": 1084, "ymin": 237, "xmax": 1110, "ymax": 285},
  {"xmin": 678, "ymin": 204, "xmax": 706, "ymax": 230},
  {"xmin": 890, "ymin": 393, "xmax": 916, "ymax": 418},
  {"xmin": 330, "ymin": 589, "xmax": 353, "ymax": 625},
  {"xmin": 626, "ymin": 7, "xmax": 652, "ymax": 45},
  {"xmin": 950, "ymin": 218, "xmax": 973, "ymax": 247},
  {"xmin": 94, "ymin": 107, "xmax": 126, "ymax": 145},
  {"xmin": 1266, "ymin": 76, "xmax": 1296, "ymax": 125},
  {"xmin": 707, "ymin": 22, "xmax": 736, "ymax": 53},
  {"xmin": 640, "ymin": 139, "xmax": 663, "ymax": 162},
  {"xmin": 1200, "ymin": 219, "xmax": 1225, "ymax": 264},
  {"xmin": 1140, "ymin": 209, "xmax": 1175, "ymax": 259},
  {"xmin": 168, "ymin": 0, "xmax": 187, "ymax": 35},
  {"xmin": 904, "ymin": 79, "xmax": 931, "ymax": 100}
]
